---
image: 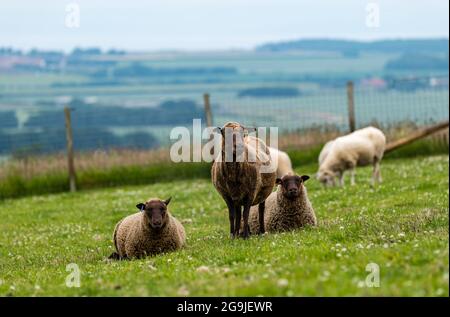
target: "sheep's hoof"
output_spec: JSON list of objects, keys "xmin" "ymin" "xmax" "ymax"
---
[
  {"xmin": 108, "ymin": 252, "xmax": 121, "ymax": 260},
  {"xmin": 240, "ymin": 231, "xmax": 250, "ymax": 239}
]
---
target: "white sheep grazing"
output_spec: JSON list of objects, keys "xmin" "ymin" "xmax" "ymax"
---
[
  {"xmin": 318, "ymin": 140, "xmax": 334, "ymax": 166},
  {"xmin": 268, "ymin": 147, "xmax": 294, "ymax": 178},
  {"xmin": 317, "ymin": 126, "xmax": 386, "ymax": 187}
]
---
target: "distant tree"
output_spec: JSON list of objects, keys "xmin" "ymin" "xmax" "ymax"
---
[
  {"xmin": 385, "ymin": 53, "xmax": 449, "ymax": 71},
  {"xmin": 71, "ymin": 47, "xmax": 102, "ymax": 56},
  {"xmin": 25, "ymin": 99, "xmax": 205, "ymax": 129},
  {"xmin": 256, "ymin": 39, "xmax": 449, "ymax": 55},
  {"xmin": 107, "ymin": 49, "xmax": 126, "ymax": 55},
  {"xmin": 0, "ymin": 111, "xmax": 18, "ymax": 128},
  {"xmin": 112, "ymin": 62, "xmax": 237, "ymax": 78},
  {"xmin": 238, "ymin": 87, "xmax": 300, "ymax": 98},
  {"xmin": 0, "ymin": 47, "xmax": 23, "ymax": 56}
]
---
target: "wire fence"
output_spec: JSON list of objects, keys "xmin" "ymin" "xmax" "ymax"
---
[
  {"xmin": 0, "ymin": 76, "xmax": 448, "ymax": 172},
  {"xmin": 209, "ymin": 76, "xmax": 449, "ymax": 148}
]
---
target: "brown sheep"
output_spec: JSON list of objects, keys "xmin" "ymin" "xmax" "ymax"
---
[
  {"xmin": 211, "ymin": 122, "xmax": 277, "ymax": 239},
  {"xmin": 247, "ymin": 173, "xmax": 317, "ymax": 233},
  {"xmin": 109, "ymin": 197, "xmax": 186, "ymax": 259}
]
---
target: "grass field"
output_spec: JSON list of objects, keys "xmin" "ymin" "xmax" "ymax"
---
[{"xmin": 0, "ymin": 155, "xmax": 448, "ymax": 296}]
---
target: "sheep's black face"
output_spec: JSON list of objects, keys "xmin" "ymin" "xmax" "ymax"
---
[
  {"xmin": 276, "ymin": 174, "xmax": 309, "ymax": 199},
  {"xmin": 136, "ymin": 197, "xmax": 171, "ymax": 230}
]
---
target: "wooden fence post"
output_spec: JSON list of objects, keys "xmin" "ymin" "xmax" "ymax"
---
[
  {"xmin": 203, "ymin": 93, "xmax": 213, "ymax": 127},
  {"xmin": 347, "ymin": 81, "xmax": 356, "ymax": 132},
  {"xmin": 64, "ymin": 107, "xmax": 77, "ymax": 192}
]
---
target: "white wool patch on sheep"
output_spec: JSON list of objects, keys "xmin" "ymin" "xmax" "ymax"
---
[
  {"xmin": 268, "ymin": 147, "xmax": 294, "ymax": 179},
  {"xmin": 318, "ymin": 140, "xmax": 334, "ymax": 166}
]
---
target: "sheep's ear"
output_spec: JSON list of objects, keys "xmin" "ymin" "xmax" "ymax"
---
[
  {"xmin": 163, "ymin": 197, "xmax": 172, "ymax": 206},
  {"xmin": 301, "ymin": 175, "xmax": 310, "ymax": 182},
  {"xmin": 136, "ymin": 203, "xmax": 145, "ymax": 211},
  {"xmin": 276, "ymin": 178, "xmax": 283, "ymax": 185}
]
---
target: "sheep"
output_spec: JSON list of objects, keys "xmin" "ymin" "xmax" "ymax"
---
[
  {"xmin": 318, "ymin": 140, "xmax": 334, "ymax": 166},
  {"xmin": 246, "ymin": 173, "xmax": 317, "ymax": 233},
  {"xmin": 109, "ymin": 197, "xmax": 186, "ymax": 259},
  {"xmin": 268, "ymin": 146, "xmax": 294, "ymax": 178},
  {"xmin": 317, "ymin": 126, "xmax": 386, "ymax": 187},
  {"xmin": 211, "ymin": 122, "xmax": 277, "ymax": 239}
]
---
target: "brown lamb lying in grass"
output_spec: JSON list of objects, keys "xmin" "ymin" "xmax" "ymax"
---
[
  {"xmin": 246, "ymin": 173, "xmax": 317, "ymax": 234},
  {"xmin": 109, "ymin": 197, "xmax": 186, "ymax": 259}
]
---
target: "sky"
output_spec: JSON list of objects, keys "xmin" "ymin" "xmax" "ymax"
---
[{"xmin": 0, "ymin": 0, "xmax": 448, "ymax": 52}]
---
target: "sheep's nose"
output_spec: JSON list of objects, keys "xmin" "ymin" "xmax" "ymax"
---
[
  {"xmin": 153, "ymin": 221, "xmax": 162, "ymax": 227},
  {"xmin": 288, "ymin": 189, "xmax": 298, "ymax": 195}
]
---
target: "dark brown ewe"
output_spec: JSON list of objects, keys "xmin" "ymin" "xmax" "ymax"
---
[{"xmin": 211, "ymin": 122, "xmax": 276, "ymax": 239}]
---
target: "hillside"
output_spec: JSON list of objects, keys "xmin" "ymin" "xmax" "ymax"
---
[{"xmin": 256, "ymin": 38, "xmax": 450, "ymax": 55}]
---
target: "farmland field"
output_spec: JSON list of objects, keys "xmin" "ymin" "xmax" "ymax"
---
[
  {"xmin": 0, "ymin": 155, "xmax": 448, "ymax": 296},
  {"xmin": 0, "ymin": 50, "xmax": 448, "ymax": 160}
]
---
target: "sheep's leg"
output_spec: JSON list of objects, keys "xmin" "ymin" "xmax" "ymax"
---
[
  {"xmin": 373, "ymin": 160, "xmax": 382, "ymax": 185},
  {"xmin": 338, "ymin": 171, "xmax": 345, "ymax": 187},
  {"xmin": 376, "ymin": 161, "xmax": 382, "ymax": 183},
  {"xmin": 258, "ymin": 201, "xmax": 266, "ymax": 235},
  {"xmin": 350, "ymin": 168, "xmax": 356, "ymax": 186},
  {"xmin": 225, "ymin": 197, "xmax": 235, "ymax": 239},
  {"xmin": 229, "ymin": 209, "xmax": 236, "ymax": 239},
  {"xmin": 242, "ymin": 203, "xmax": 252, "ymax": 239},
  {"xmin": 234, "ymin": 204, "xmax": 242, "ymax": 238}
]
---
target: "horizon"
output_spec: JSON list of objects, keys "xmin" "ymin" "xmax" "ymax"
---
[
  {"xmin": 1, "ymin": 0, "xmax": 448, "ymax": 52},
  {"xmin": 2, "ymin": 37, "xmax": 449, "ymax": 54}
]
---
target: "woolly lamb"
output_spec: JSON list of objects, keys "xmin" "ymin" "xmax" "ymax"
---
[
  {"xmin": 246, "ymin": 173, "xmax": 317, "ymax": 233},
  {"xmin": 211, "ymin": 122, "xmax": 277, "ymax": 239},
  {"xmin": 268, "ymin": 147, "xmax": 294, "ymax": 178},
  {"xmin": 109, "ymin": 197, "xmax": 186, "ymax": 259},
  {"xmin": 317, "ymin": 126, "xmax": 386, "ymax": 187}
]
